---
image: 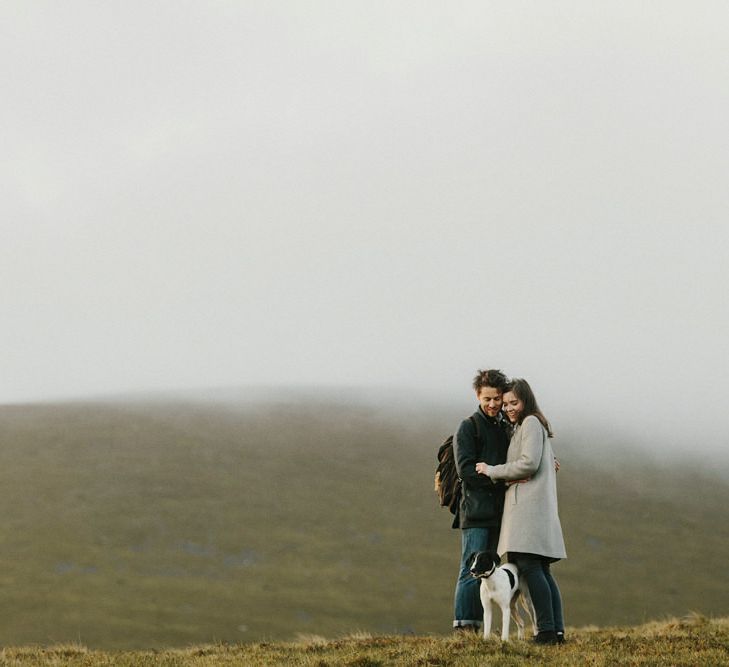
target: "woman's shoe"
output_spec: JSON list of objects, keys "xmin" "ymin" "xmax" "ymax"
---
[{"xmin": 533, "ymin": 630, "xmax": 558, "ymax": 644}]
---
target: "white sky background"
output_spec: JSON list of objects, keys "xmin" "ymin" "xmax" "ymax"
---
[{"xmin": 2, "ymin": 2, "xmax": 728, "ymax": 452}]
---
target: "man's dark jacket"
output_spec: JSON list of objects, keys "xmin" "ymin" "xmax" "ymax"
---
[{"xmin": 452, "ymin": 408, "xmax": 510, "ymax": 530}]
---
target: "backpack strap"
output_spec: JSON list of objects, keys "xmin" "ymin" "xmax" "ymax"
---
[
  {"xmin": 469, "ymin": 414, "xmax": 479, "ymax": 440},
  {"xmin": 469, "ymin": 413, "xmax": 487, "ymax": 461},
  {"xmin": 455, "ymin": 415, "xmax": 482, "ymax": 479}
]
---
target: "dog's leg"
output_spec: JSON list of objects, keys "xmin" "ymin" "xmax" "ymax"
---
[
  {"xmin": 518, "ymin": 583, "xmax": 537, "ymax": 638},
  {"xmin": 482, "ymin": 601, "xmax": 492, "ymax": 639},
  {"xmin": 500, "ymin": 601, "xmax": 512, "ymax": 641},
  {"xmin": 512, "ymin": 594, "xmax": 525, "ymax": 640},
  {"xmin": 479, "ymin": 583, "xmax": 494, "ymax": 639}
]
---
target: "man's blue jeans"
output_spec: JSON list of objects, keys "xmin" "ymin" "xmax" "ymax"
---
[{"xmin": 453, "ymin": 527, "xmax": 491, "ymax": 627}]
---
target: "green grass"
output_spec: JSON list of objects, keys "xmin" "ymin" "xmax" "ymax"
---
[
  {"xmin": 1, "ymin": 616, "xmax": 728, "ymax": 665},
  {"xmin": 0, "ymin": 394, "xmax": 727, "ymax": 649}
]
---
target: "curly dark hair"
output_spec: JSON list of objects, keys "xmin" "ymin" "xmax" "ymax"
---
[{"xmin": 472, "ymin": 368, "xmax": 508, "ymax": 393}]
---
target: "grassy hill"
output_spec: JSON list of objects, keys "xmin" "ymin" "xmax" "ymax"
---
[
  {"xmin": 0, "ymin": 616, "xmax": 728, "ymax": 665},
  {"xmin": 0, "ymin": 393, "xmax": 727, "ymax": 649}
]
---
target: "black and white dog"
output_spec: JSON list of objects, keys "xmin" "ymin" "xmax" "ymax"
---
[{"xmin": 469, "ymin": 551, "xmax": 536, "ymax": 641}]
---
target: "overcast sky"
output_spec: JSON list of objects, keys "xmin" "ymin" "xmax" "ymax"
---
[{"xmin": 2, "ymin": 2, "xmax": 728, "ymax": 449}]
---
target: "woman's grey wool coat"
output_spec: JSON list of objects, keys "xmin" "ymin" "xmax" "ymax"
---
[{"xmin": 486, "ymin": 415, "xmax": 567, "ymax": 561}]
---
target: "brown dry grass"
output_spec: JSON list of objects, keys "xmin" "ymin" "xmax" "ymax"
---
[{"xmin": 1, "ymin": 615, "xmax": 727, "ymax": 666}]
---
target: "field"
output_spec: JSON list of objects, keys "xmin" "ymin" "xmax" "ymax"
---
[
  {"xmin": 1, "ymin": 616, "xmax": 728, "ymax": 665},
  {"xmin": 0, "ymin": 391, "xmax": 727, "ymax": 650}
]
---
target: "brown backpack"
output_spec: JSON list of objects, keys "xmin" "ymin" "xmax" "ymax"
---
[{"xmin": 434, "ymin": 415, "xmax": 478, "ymax": 514}]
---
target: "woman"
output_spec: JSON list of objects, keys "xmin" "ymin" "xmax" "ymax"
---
[{"xmin": 475, "ymin": 378, "xmax": 566, "ymax": 645}]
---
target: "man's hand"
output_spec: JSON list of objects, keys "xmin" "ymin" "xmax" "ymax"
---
[{"xmin": 475, "ymin": 462, "xmax": 488, "ymax": 475}]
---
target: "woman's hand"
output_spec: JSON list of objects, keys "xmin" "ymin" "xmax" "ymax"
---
[{"xmin": 475, "ymin": 462, "xmax": 489, "ymax": 475}]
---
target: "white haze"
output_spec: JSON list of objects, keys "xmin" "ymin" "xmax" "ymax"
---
[{"xmin": 2, "ymin": 2, "xmax": 728, "ymax": 458}]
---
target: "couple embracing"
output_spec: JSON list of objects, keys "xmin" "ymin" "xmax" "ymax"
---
[{"xmin": 452, "ymin": 368, "xmax": 566, "ymax": 645}]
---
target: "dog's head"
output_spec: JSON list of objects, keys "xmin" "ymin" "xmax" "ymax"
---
[{"xmin": 468, "ymin": 551, "xmax": 500, "ymax": 579}]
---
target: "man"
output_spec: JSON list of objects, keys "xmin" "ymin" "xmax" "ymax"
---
[{"xmin": 452, "ymin": 368, "xmax": 510, "ymax": 632}]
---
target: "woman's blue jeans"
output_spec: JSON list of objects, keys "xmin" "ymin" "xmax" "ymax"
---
[
  {"xmin": 509, "ymin": 552, "xmax": 564, "ymax": 634},
  {"xmin": 453, "ymin": 527, "xmax": 492, "ymax": 627}
]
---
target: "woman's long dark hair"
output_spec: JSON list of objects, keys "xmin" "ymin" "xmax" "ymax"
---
[{"xmin": 506, "ymin": 378, "xmax": 553, "ymax": 438}]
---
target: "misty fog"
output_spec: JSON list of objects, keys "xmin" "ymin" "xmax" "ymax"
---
[{"xmin": 3, "ymin": 2, "xmax": 728, "ymax": 460}]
